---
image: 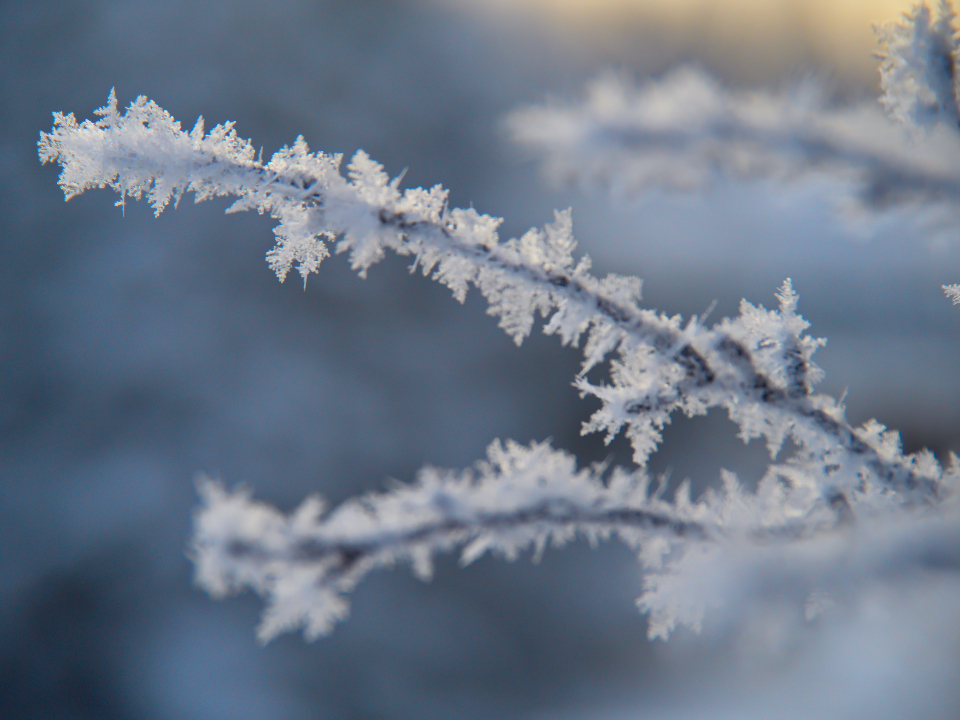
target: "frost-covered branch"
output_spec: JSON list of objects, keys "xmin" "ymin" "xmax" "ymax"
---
[
  {"xmin": 193, "ymin": 440, "xmax": 704, "ymax": 641},
  {"xmin": 507, "ymin": 3, "xmax": 960, "ymax": 223},
  {"xmin": 38, "ymin": 92, "xmax": 944, "ymax": 500},
  {"xmin": 193, "ymin": 439, "xmax": 960, "ymax": 642},
  {"xmin": 876, "ymin": 0, "xmax": 960, "ymax": 129}
]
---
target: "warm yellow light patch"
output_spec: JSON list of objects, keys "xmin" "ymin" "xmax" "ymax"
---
[
  {"xmin": 454, "ymin": 0, "xmax": 911, "ymax": 25},
  {"xmin": 446, "ymin": 0, "xmax": 922, "ymax": 87}
]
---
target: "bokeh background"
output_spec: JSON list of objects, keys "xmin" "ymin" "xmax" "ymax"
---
[{"xmin": 2, "ymin": 0, "xmax": 958, "ymax": 718}]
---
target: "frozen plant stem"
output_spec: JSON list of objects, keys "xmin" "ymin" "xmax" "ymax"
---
[
  {"xmin": 192, "ymin": 440, "xmax": 718, "ymax": 641},
  {"xmin": 190, "ymin": 441, "xmax": 958, "ymax": 641},
  {"xmin": 37, "ymin": 92, "xmax": 943, "ymax": 496}
]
